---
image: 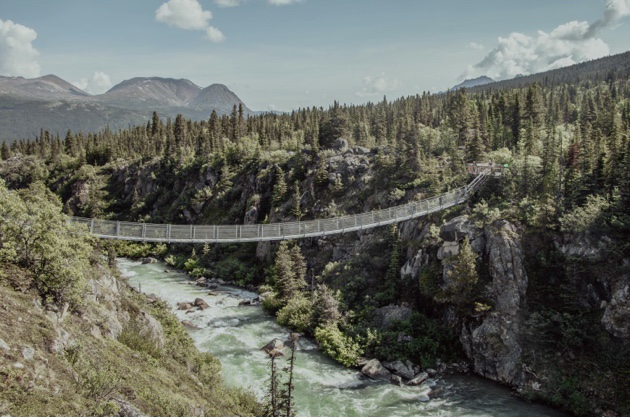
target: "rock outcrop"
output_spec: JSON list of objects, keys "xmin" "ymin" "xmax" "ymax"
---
[{"xmin": 460, "ymin": 220, "xmax": 527, "ymax": 386}]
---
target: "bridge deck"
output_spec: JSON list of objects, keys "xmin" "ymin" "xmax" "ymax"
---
[{"xmin": 70, "ymin": 171, "xmax": 492, "ymax": 243}]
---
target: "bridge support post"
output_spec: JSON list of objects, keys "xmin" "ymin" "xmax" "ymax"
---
[
  {"xmin": 90, "ymin": 218, "xmax": 94, "ymax": 234},
  {"xmin": 142, "ymin": 223, "xmax": 146, "ymax": 239},
  {"xmin": 116, "ymin": 221, "xmax": 120, "ymax": 238},
  {"xmin": 167, "ymin": 224, "xmax": 171, "ymax": 243}
]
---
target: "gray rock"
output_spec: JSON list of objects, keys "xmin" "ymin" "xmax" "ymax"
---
[
  {"xmin": 136, "ymin": 311, "xmax": 166, "ymax": 348},
  {"xmin": 353, "ymin": 146, "xmax": 370, "ymax": 155},
  {"xmin": 461, "ymin": 313, "xmax": 524, "ymax": 385},
  {"xmin": 140, "ymin": 257, "xmax": 158, "ymax": 264},
  {"xmin": 361, "ymin": 359, "xmax": 392, "ymax": 380},
  {"xmin": 14, "ymin": 362, "xmax": 25, "ymax": 369},
  {"xmin": 372, "ymin": 305, "xmax": 412, "ymax": 329},
  {"xmin": 439, "ymin": 215, "xmax": 473, "ymax": 241},
  {"xmin": 484, "ymin": 220, "xmax": 528, "ymax": 312},
  {"xmin": 0, "ymin": 338, "xmax": 9, "ymax": 351},
  {"xmin": 177, "ymin": 302, "xmax": 193, "ymax": 311},
  {"xmin": 244, "ymin": 205, "xmax": 259, "ymax": 225},
  {"xmin": 400, "ymin": 249, "xmax": 428, "ymax": 280},
  {"xmin": 22, "ymin": 346, "xmax": 35, "ymax": 361},
  {"xmin": 437, "ymin": 241, "xmax": 460, "ymax": 260},
  {"xmin": 112, "ymin": 399, "xmax": 149, "ymax": 417},
  {"xmin": 50, "ymin": 328, "xmax": 72, "ymax": 354},
  {"xmin": 333, "ymin": 138, "xmax": 349, "ymax": 152},
  {"xmin": 417, "ymin": 394, "xmax": 430, "ymax": 402},
  {"xmin": 407, "ymin": 372, "xmax": 429, "ymax": 386},
  {"xmin": 391, "ymin": 374, "xmax": 403, "ymax": 386},
  {"xmin": 384, "ymin": 360, "xmax": 415, "ymax": 380},
  {"xmin": 194, "ymin": 298, "xmax": 209, "ymax": 310},
  {"xmin": 602, "ymin": 285, "xmax": 630, "ymax": 339}
]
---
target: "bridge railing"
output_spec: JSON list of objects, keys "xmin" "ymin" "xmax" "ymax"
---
[{"xmin": 69, "ymin": 173, "xmax": 486, "ymax": 243}]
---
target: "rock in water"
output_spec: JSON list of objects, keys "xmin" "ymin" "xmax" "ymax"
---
[
  {"xmin": 407, "ymin": 372, "xmax": 428, "ymax": 386},
  {"xmin": 194, "ymin": 298, "xmax": 210, "ymax": 310},
  {"xmin": 361, "ymin": 359, "xmax": 392, "ymax": 380},
  {"xmin": 384, "ymin": 360, "xmax": 415, "ymax": 380}
]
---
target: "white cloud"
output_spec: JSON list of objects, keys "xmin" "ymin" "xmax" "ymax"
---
[
  {"xmin": 469, "ymin": 42, "xmax": 484, "ymax": 50},
  {"xmin": 155, "ymin": 0, "xmax": 212, "ymax": 30},
  {"xmin": 0, "ymin": 18, "xmax": 40, "ymax": 78},
  {"xmin": 215, "ymin": 0, "xmax": 242, "ymax": 6},
  {"xmin": 356, "ymin": 73, "xmax": 400, "ymax": 97},
  {"xmin": 205, "ymin": 26, "xmax": 226, "ymax": 42},
  {"xmin": 73, "ymin": 71, "xmax": 112, "ymax": 95},
  {"xmin": 268, "ymin": 0, "xmax": 303, "ymax": 5},
  {"xmin": 156, "ymin": 0, "xmax": 229, "ymax": 43},
  {"xmin": 464, "ymin": 0, "xmax": 630, "ymax": 81}
]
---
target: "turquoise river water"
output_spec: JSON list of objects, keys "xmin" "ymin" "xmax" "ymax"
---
[{"xmin": 118, "ymin": 258, "xmax": 568, "ymax": 417}]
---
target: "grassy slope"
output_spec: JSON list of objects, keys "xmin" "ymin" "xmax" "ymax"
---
[{"xmin": 0, "ymin": 263, "xmax": 261, "ymax": 417}]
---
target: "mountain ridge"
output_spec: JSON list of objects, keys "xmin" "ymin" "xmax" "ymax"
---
[{"xmin": 0, "ymin": 75, "xmax": 251, "ymax": 142}]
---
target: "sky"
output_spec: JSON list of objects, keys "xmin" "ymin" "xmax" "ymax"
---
[{"xmin": 1, "ymin": 0, "xmax": 629, "ymax": 111}]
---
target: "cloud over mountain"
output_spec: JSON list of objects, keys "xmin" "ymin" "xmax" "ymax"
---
[
  {"xmin": 155, "ymin": 0, "xmax": 225, "ymax": 42},
  {"xmin": 464, "ymin": 0, "xmax": 630, "ymax": 81},
  {"xmin": 73, "ymin": 71, "xmax": 113, "ymax": 95},
  {"xmin": 0, "ymin": 18, "xmax": 40, "ymax": 78}
]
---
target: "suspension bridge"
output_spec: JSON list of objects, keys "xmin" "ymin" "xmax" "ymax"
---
[{"xmin": 68, "ymin": 163, "xmax": 502, "ymax": 243}]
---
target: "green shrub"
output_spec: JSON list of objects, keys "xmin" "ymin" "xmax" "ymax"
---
[
  {"xmin": 314, "ymin": 323, "xmax": 363, "ymax": 367},
  {"xmin": 276, "ymin": 293, "xmax": 314, "ymax": 332}
]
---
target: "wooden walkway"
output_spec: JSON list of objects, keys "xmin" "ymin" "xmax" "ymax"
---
[{"xmin": 69, "ymin": 165, "xmax": 497, "ymax": 243}]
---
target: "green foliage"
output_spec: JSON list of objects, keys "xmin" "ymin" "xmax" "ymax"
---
[
  {"xmin": 435, "ymin": 237, "xmax": 479, "ymax": 307},
  {"xmin": 0, "ymin": 179, "xmax": 93, "ymax": 309},
  {"xmin": 214, "ymin": 256, "xmax": 255, "ymax": 285},
  {"xmin": 276, "ymin": 293, "xmax": 314, "ymax": 332},
  {"xmin": 314, "ymin": 323, "xmax": 363, "ymax": 367},
  {"xmin": 559, "ymin": 194, "xmax": 610, "ymax": 233},
  {"xmin": 368, "ymin": 312, "xmax": 461, "ymax": 367}
]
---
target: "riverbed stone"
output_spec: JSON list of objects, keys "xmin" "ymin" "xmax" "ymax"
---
[
  {"xmin": 407, "ymin": 372, "xmax": 429, "ymax": 386},
  {"xmin": 384, "ymin": 360, "xmax": 415, "ymax": 380},
  {"xmin": 391, "ymin": 375, "xmax": 403, "ymax": 386},
  {"xmin": 361, "ymin": 359, "xmax": 391, "ymax": 380},
  {"xmin": 193, "ymin": 298, "xmax": 210, "ymax": 310},
  {"xmin": 177, "ymin": 302, "xmax": 193, "ymax": 311}
]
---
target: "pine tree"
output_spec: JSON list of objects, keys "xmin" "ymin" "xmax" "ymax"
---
[{"xmin": 273, "ymin": 167, "xmax": 287, "ymax": 206}]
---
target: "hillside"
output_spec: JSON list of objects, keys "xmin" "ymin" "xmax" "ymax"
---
[{"xmin": 0, "ymin": 180, "xmax": 261, "ymax": 416}]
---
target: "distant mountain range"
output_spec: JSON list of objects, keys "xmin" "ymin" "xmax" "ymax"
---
[
  {"xmin": 451, "ymin": 76, "xmax": 494, "ymax": 90},
  {"xmin": 0, "ymin": 75, "xmax": 251, "ymax": 142}
]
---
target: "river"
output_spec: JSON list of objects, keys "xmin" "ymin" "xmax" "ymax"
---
[{"xmin": 118, "ymin": 258, "xmax": 568, "ymax": 417}]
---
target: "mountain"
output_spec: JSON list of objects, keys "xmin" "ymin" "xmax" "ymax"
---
[
  {"xmin": 189, "ymin": 83, "xmax": 248, "ymax": 113},
  {"xmin": 463, "ymin": 51, "xmax": 630, "ymax": 93},
  {"xmin": 0, "ymin": 75, "xmax": 251, "ymax": 142},
  {"xmin": 101, "ymin": 77, "xmax": 202, "ymax": 108},
  {"xmin": 451, "ymin": 76, "xmax": 494, "ymax": 90},
  {"xmin": 0, "ymin": 74, "xmax": 90, "ymax": 101}
]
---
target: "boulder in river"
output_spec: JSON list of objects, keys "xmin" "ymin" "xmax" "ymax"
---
[
  {"xmin": 141, "ymin": 257, "xmax": 158, "ymax": 264},
  {"xmin": 361, "ymin": 359, "xmax": 391, "ymax": 380},
  {"xmin": 407, "ymin": 372, "xmax": 428, "ymax": 386},
  {"xmin": 194, "ymin": 298, "xmax": 210, "ymax": 310},
  {"xmin": 391, "ymin": 375, "xmax": 403, "ymax": 386},
  {"xmin": 261, "ymin": 338, "xmax": 285, "ymax": 357},
  {"xmin": 177, "ymin": 302, "xmax": 193, "ymax": 311},
  {"xmin": 181, "ymin": 320, "xmax": 198, "ymax": 329},
  {"xmin": 383, "ymin": 360, "xmax": 415, "ymax": 380}
]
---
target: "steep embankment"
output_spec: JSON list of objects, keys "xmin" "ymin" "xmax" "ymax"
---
[{"xmin": 0, "ymin": 180, "xmax": 261, "ymax": 417}]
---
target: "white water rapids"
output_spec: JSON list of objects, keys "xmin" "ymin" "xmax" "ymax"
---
[{"xmin": 118, "ymin": 258, "xmax": 568, "ymax": 417}]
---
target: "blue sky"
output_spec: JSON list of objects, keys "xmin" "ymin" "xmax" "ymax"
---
[{"xmin": 1, "ymin": 0, "xmax": 629, "ymax": 111}]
